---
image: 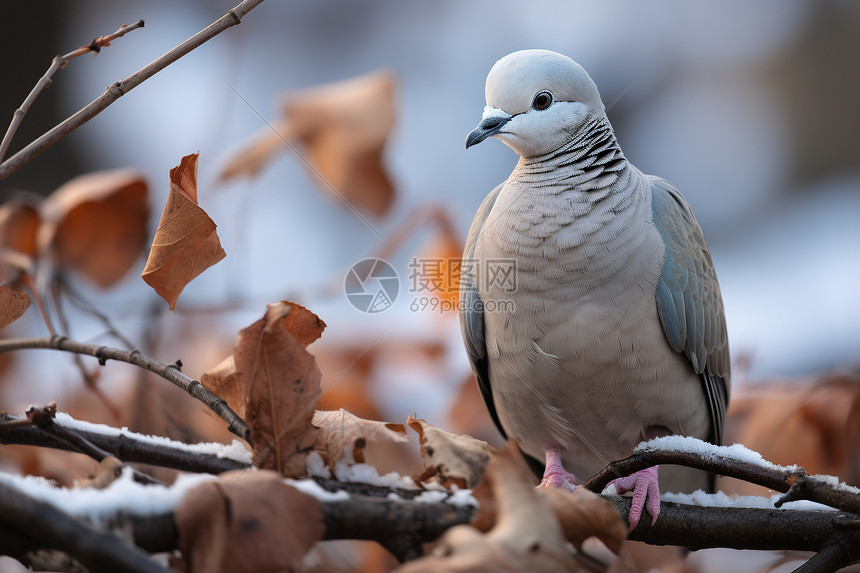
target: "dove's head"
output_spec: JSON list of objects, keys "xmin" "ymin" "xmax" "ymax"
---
[{"xmin": 466, "ymin": 50, "xmax": 605, "ymax": 157}]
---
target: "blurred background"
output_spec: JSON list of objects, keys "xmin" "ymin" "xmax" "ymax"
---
[
  {"xmin": 1, "ymin": 0, "xmax": 859, "ymax": 474},
  {"xmin": 1, "ymin": 1, "xmax": 860, "ymax": 571}
]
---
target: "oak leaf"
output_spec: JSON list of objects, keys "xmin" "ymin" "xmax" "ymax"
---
[
  {"xmin": 408, "ymin": 416, "xmax": 494, "ymax": 489},
  {"xmin": 313, "ymin": 408, "xmax": 409, "ymax": 470},
  {"xmin": 0, "ymin": 283, "xmax": 30, "ymax": 329},
  {"xmin": 38, "ymin": 169, "xmax": 149, "ymax": 288},
  {"xmin": 173, "ymin": 470, "xmax": 323, "ymax": 573},
  {"xmin": 142, "ymin": 153, "xmax": 225, "ymax": 309},
  {"xmin": 220, "ymin": 71, "xmax": 397, "ymax": 218},
  {"xmin": 201, "ymin": 301, "xmax": 326, "ymax": 477}
]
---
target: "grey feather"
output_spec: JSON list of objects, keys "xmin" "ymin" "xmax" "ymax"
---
[
  {"xmin": 460, "ymin": 183, "xmax": 506, "ymax": 438},
  {"xmin": 649, "ymin": 176, "xmax": 730, "ymax": 444}
]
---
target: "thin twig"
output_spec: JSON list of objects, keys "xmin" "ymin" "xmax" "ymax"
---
[
  {"xmin": 58, "ymin": 274, "xmax": 136, "ymax": 350},
  {"xmin": 0, "ymin": 20, "xmax": 145, "ymax": 164},
  {"xmin": 51, "ymin": 277, "xmax": 123, "ymax": 422},
  {"xmin": 0, "ymin": 0, "xmax": 265, "ymax": 181},
  {"xmin": 0, "ymin": 336, "xmax": 251, "ymax": 442}
]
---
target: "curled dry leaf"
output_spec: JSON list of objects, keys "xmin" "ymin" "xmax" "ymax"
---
[
  {"xmin": 39, "ymin": 169, "xmax": 149, "ymax": 288},
  {"xmin": 201, "ymin": 301, "xmax": 326, "ymax": 477},
  {"xmin": 220, "ymin": 70, "xmax": 397, "ymax": 218},
  {"xmin": 142, "ymin": 153, "xmax": 226, "ymax": 309},
  {"xmin": 0, "ymin": 283, "xmax": 30, "ymax": 329},
  {"xmin": 396, "ymin": 442, "xmax": 579, "ymax": 573},
  {"xmin": 173, "ymin": 470, "xmax": 324, "ymax": 573},
  {"xmin": 313, "ymin": 408, "xmax": 409, "ymax": 470},
  {"xmin": 408, "ymin": 417, "xmax": 494, "ymax": 489}
]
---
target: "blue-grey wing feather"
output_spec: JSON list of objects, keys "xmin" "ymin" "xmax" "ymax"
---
[
  {"xmin": 459, "ymin": 183, "xmax": 507, "ymax": 439},
  {"xmin": 649, "ymin": 176, "xmax": 730, "ymax": 445}
]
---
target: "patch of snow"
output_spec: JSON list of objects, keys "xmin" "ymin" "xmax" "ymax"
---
[
  {"xmin": 333, "ymin": 459, "xmax": 417, "ymax": 490},
  {"xmin": 0, "ymin": 468, "xmax": 215, "ymax": 526},
  {"xmin": 636, "ymin": 436, "xmax": 800, "ymax": 472},
  {"xmin": 54, "ymin": 412, "xmax": 253, "ymax": 464},
  {"xmin": 305, "ymin": 452, "xmax": 332, "ymax": 479},
  {"xmin": 412, "ymin": 490, "xmax": 448, "ymax": 504},
  {"xmin": 447, "ymin": 488, "xmax": 479, "ymax": 507},
  {"xmin": 661, "ymin": 490, "xmax": 834, "ymax": 511},
  {"xmin": 285, "ymin": 478, "xmax": 350, "ymax": 501}
]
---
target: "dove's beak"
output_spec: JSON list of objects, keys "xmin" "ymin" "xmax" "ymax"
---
[{"xmin": 466, "ymin": 111, "xmax": 511, "ymax": 149}]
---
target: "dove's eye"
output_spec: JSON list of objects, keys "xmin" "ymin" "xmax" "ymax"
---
[{"xmin": 532, "ymin": 90, "xmax": 553, "ymax": 110}]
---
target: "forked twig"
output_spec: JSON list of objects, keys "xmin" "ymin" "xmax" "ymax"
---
[
  {"xmin": 0, "ymin": 20, "xmax": 145, "ymax": 163},
  {"xmin": 0, "ymin": 0, "xmax": 266, "ymax": 181}
]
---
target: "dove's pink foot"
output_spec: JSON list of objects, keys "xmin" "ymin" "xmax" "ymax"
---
[
  {"xmin": 537, "ymin": 445, "xmax": 579, "ymax": 492},
  {"xmin": 609, "ymin": 465, "xmax": 661, "ymax": 531}
]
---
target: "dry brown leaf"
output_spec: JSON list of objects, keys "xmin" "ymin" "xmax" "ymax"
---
[
  {"xmin": 408, "ymin": 417, "xmax": 494, "ymax": 489},
  {"xmin": 220, "ymin": 71, "xmax": 396, "ymax": 218},
  {"xmin": 201, "ymin": 301, "xmax": 326, "ymax": 477},
  {"xmin": 39, "ymin": 169, "xmax": 149, "ymax": 288},
  {"xmin": 0, "ymin": 283, "xmax": 30, "ymax": 329},
  {"xmin": 200, "ymin": 355, "xmax": 245, "ymax": 418},
  {"xmin": 173, "ymin": 470, "xmax": 323, "ymax": 573},
  {"xmin": 724, "ymin": 373, "xmax": 860, "ymax": 494},
  {"xmin": 537, "ymin": 486, "xmax": 627, "ymax": 554},
  {"xmin": 141, "ymin": 153, "xmax": 226, "ymax": 309},
  {"xmin": 313, "ymin": 408, "xmax": 409, "ymax": 470},
  {"xmin": 396, "ymin": 442, "xmax": 579, "ymax": 573},
  {"xmin": 218, "ymin": 119, "xmax": 292, "ymax": 181},
  {"xmin": 78, "ymin": 456, "xmax": 124, "ymax": 490},
  {"xmin": 0, "ymin": 199, "xmax": 39, "ymax": 258}
]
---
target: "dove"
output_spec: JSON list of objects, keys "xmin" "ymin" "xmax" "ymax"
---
[{"xmin": 460, "ymin": 49, "xmax": 729, "ymax": 530}]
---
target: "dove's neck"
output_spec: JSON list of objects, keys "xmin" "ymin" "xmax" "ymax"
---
[{"xmin": 512, "ymin": 115, "xmax": 629, "ymax": 190}]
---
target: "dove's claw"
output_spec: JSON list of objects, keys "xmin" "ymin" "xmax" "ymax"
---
[{"xmin": 609, "ymin": 465, "xmax": 661, "ymax": 531}]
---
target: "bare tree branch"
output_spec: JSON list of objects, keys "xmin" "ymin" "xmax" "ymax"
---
[
  {"xmin": 0, "ymin": 411, "xmax": 246, "ymax": 474},
  {"xmin": 0, "ymin": 0, "xmax": 265, "ymax": 181},
  {"xmin": 0, "ymin": 20, "xmax": 145, "ymax": 164},
  {"xmin": 0, "ymin": 336, "xmax": 251, "ymax": 442},
  {"xmin": 15, "ymin": 403, "xmax": 164, "ymax": 486},
  {"xmin": 0, "ymin": 481, "xmax": 172, "ymax": 573},
  {"xmin": 583, "ymin": 446, "xmax": 860, "ymax": 515}
]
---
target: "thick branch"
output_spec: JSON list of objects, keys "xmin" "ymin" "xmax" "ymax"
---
[
  {"xmin": 583, "ymin": 447, "xmax": 860, "ymax": 515},
  {"xmin": 0, "ymin": 336, "xmax": 250, "ymax": 442},
  {"xmin": 0, "ymin": 0, "xmax": 264, "ymax": 181},
  {"xmin": 0, "ymin": 411, "xmax": 247, "ymax": 474},
  {"xmin": 0, "ymin": 481, "xmax": 172, "ymax": 573},
  {"xmin": 0, "ymin": 20, "xmax": 145, "ymax": 163}
]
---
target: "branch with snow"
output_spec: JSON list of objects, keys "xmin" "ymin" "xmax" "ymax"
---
[{"xmin": 583, "ymin": 435, "xmax": 860, "ymax": 515}]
